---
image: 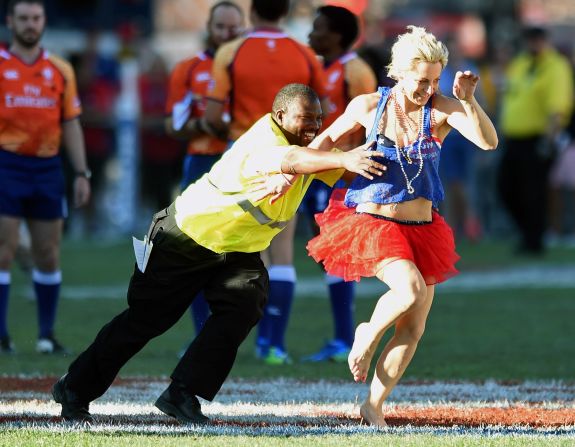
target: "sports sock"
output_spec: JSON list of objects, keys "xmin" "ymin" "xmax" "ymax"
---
[
  {"xmin": 0, "ymin": 271, "xmax": 10, "ymax": 338},
  {"xmin": 32, "ymin": 269, "xmax": 61, "ymax": 339},
  {"xmin": 265, "ymin": 265, "xmax": 296, "ymax": 352},
  {"xmin": 189, "ymin": 292, "xmax": 210, "ymax": 335},
  {"xmin": 326, "ymin": 273, "xmax": 355, "ymax": 346}
]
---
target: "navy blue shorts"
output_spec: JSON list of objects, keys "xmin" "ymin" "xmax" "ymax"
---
[
  {"xmin": 180, "ymin": 153, "xmax": 221, "ymax": 190},
  {"xmin": 439, "ymin": 129, "xmax": 476, "ymax": 183},
  {"xmin": 300, "ymin": 180, "xmax": 332, "ymax": 218},
  {"xmin": 300, "ymin": 179, "xmax": 348, "ymax": 219},
  {"xmin": 0, "ymin": 149, "xmax": 68, "ymax": 219}
]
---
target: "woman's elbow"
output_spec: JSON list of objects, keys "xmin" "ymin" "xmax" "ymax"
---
[{"xmin": 480, "ymin": 136, "xmax": 498, "ymax": 151}]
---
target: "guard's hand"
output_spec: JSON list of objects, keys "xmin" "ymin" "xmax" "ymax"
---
[
  {"xmin": 341, "ymin": 141, "xmax": 386, "ymax": 180},
  {"xmin": 247, "ymin": 172, "xmax": 296, "ymax": 204}
]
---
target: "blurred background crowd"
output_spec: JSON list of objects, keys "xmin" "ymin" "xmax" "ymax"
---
[{"xmin": 1, "ymin": 0, "xmax": 574, "ymax": 255}]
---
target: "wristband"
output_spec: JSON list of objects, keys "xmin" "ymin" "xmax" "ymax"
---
[{"xmin": 75, "ymin": 169, "xmax": 92, "ymax": 179}]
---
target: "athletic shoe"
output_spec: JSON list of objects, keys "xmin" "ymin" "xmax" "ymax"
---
[
  {"xmin": 0, "ymin": 336, "xmax": 15, "ymax": 354},
  {"xmin": 301, "ymin": 339, "xmax": 351, "ymax": 363},
  {"xmin": 36, "ymin": 335, "xmax": 70, "ymax": 355},
  {"xmin": 262, "ymin": 346, "xmax": 292, "ymax": 365},
  {"xmin": 52, "ymin": 375, "xmax": 93, "ymax": 424},
  {"xmin": 255, "ymin": 336, "xmax": 270, "ymax": 359},
  {"xmin": 155, "ymin": 382, "xmax": 209, "ymax": 425}
]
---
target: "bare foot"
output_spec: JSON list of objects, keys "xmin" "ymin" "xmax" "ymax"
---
[
  {"xmin": 359, "ymin": 401, "xmax": 387, "ymax": 427},
  {"xmin": 348, "ymin": 323, "xmax": 377, "ymax": 382}
]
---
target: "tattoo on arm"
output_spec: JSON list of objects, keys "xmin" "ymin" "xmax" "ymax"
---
[{"xmin": 288, "ymin": 161, "xmax": 297, "ymax": 174}]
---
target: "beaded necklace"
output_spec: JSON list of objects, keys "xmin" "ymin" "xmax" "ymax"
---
[{"xmin": 384, "ymin": 90, "xmax": 425, "ymax": 194}]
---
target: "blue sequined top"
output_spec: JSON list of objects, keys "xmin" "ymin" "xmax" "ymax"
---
[{"xmin": 344, "ymin": 86, "xmax": 444, "ymax": 209}]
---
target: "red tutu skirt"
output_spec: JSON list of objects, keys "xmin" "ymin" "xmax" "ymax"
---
[{"xmin": 307, "ymin": 189, "xmax": 460, "ymax": 284}]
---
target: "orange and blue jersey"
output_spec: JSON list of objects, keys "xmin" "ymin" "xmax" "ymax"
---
[
  {"xmin": 165, "ymin": 49, "xmax": 227, "ymax": 156},
  {"xmin": 321, "ymin": 51, "xmax": 377, "ymax": 129},
  {"xmin": 208, "ymin": 28, "xmax": 328, "ymax": 141},
  {"xmin": 0, "ymin": 48, "xmax": 81, "ymax": 157}
]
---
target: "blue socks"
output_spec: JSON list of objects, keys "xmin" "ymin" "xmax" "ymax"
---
[
  {"xmin": 189, "ymin": 292, "xmax": 210, "ymax": 335},
  {"xmin": 258, "ymin": 265, "xmax": 296, "ymax": 352},
  {"xmin": 32, "ymin": 269, "xmax": 61, "ymax": 339},
  {"xmin": 0, "ymin": 271, "xmax": 10, "ymax": 338},
  {"xmin": 326, "ymin": 274, "xmax": 355, "ymax": 346}
]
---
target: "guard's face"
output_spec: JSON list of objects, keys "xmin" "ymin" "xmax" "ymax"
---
[
  {"xmin": 277, "ymin": 97, "xmax": 323, "ymax": 147},
  {"xmin": 208, "ymin": 5, "xmax": 244, "ymax": 49},
  {"xmin": 8, "ymin": 2, "xmax": 46, "ymax": 49}
]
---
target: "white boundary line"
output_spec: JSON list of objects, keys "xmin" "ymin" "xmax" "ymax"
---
[
  {"xmin": 13, "ymin": 265, "xmax": 575, "ymax": 300},
  {"xmin": 1, "ymin": 378, "xmax": 574, "ymax": 437}
]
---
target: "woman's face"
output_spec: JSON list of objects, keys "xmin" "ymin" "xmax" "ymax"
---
[{"xmin": 399, "ymin": 61, "xmax": 443, "ymax": 106}]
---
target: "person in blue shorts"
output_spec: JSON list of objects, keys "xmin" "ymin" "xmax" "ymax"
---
[
  {"xmin": 164, "ymin": 1, "xmax": 244, "ymax": 347},
  {"xmin": 300, "ymin": 5, "xmax": 377, "ymax": 363},
  {"xmin": 0, "ymin": 0, "xmax": 90, "ymax": 355}
]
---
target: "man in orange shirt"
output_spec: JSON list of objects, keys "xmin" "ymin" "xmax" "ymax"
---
[
  {"xmin": 0, "ymin": 0, "xmax": 90, "ymax": 354},
  {"xmin": 164, "ymin": 1, "xmax": 244, "ymax": 339},
  {"xmin": 301, "ymin": 5, "xmax": 377, "ymax": 363},
  {"xmin": 199, "ymin": 0, "xmax": 329, "ymax": 365}
]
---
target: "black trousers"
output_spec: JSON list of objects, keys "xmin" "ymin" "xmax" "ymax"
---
[
  {"xmin": 497, "ymin": 136, "xmax": 553, "ymax": 252},
  {"xmin": 65, "ymin": 203, "xmax": 268, "ymax": 402}
]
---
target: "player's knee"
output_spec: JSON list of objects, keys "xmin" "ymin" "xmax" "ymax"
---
[
  {"xmin": 32, "ymin": 247, "xmax": 59, "ymax": 271},
  {"xmin": 0, "ymin": 243, "xmax": 19, "ymax": 268},
  {"xmin": 398, "ymin": 279, "xmax": 427, "ymax": 313},
  {"xmin": 400, "ymin": 319, "xmax": 427, "ymax": 343}
]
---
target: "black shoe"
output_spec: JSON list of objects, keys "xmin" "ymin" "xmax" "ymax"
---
[
  {"xmin": 52, "ymin": 375, "xmax": 93, "ymax": 424},
  {"xmin": 154, "ymin": 382, "xmax": 209, "ymax": 425},
  {"xmin": 37, "ymin": 335, "xmax": 70, "ymax": 355},
  {"xmin": 0, "ymin": 336, "xmax": 15, "ymax": 354}
]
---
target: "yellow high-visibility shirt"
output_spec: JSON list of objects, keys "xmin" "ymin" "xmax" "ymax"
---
[
  {"xmin": 175, "ymin": 114, "xmax": 343, "ymax": 253},
  {"xmin": 501, "ymin": 47, "xmax": 573, "ymax": 137}
]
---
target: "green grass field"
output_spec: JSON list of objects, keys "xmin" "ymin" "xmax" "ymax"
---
[
  {"xmin": 2, "ymin": 236, "xmax": 574, "ymax": 446},
  {"xmin": 3, "ymin": 236, "xmax": 575, "ymax": 380}
]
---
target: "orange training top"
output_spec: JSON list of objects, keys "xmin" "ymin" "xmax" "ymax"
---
[
  {"xmin": 321, "ymin": 52, "xmax": 377, "ymax": 129},
  {"xmin": 0, "ymin": 48, "xmax": 82, "ymax": 157},
  {"xmin": 208, "ymin": 28, "xmax": 328, "ymax": 141},
  {"xmin": 165, "ymin": 49, "xmax": 227, "ymax": 155}
]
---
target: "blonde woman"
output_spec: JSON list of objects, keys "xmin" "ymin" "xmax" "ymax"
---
[{"xmin": 307, "ymin": 26, "xmax": 498, "ymax": 426}]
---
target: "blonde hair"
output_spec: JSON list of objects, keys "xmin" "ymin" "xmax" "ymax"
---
[{"xmin": 387, "ymin": 25, "xmax": 449, "ymax": 81}]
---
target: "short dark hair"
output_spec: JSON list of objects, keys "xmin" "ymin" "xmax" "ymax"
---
[
  {"xmin": 252, "ymin": 0, "xmax": 289, "ymax": 22},
  {"xmin": 7, "ymin": 0, "xmax": 44, "ymax": 15},
  {"xmin": 272, "ymin": 83, "xmax": 318, "ymax": 114},
  {"xmin": 523, "ymin": 26, "xmax": 547, "ymax": 40},
  {"xmin": 208, "ymin": 1, "xmax": 244, "ymax": 25},
  {"xmin": 317, "ymin": 5, "xmax": 359, "ymax": 50}
]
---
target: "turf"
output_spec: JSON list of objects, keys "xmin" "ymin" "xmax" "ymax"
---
[
  {"xmin": 3, "ymin": 237, "xmax": 574, "ymax": 380},
  {"xmin": 2, "ymin": 431, "xmax": 574, "ymax": 447},
  {"xmin": 2, "ymin": 236, "xmax": 574, "ymax": 446}
]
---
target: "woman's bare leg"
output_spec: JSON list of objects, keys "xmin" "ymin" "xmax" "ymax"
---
[
  {"xmin": 348, "ymin": 259, "xmax": 428, "ymax": 383},
  {"xmin": 360, "ymin": 284, "xmax": 435, "ymax": 426}
]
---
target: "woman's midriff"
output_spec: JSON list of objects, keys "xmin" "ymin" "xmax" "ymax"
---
[{"xmin": 355, "ymin": 197, "xmax": 433, "ymax": 222}]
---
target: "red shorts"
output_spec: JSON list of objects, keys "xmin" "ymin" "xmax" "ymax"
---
[{"xmin": 307, "ymin": 189, "xmax": 460, "ymax": 284}]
